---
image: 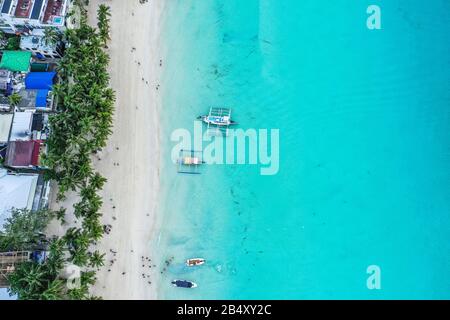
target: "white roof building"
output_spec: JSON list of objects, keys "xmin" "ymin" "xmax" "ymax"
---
[
  {"xmin": 0, "ymin": 169, "xmax": 38, "ymax": 231},
  {"xmin": 9, "ymin": 111, "xmax": 32, "ymax": 141},
  {"xmin": 20, "ymin": 31, "xmax": 63, "ymax": 59}
]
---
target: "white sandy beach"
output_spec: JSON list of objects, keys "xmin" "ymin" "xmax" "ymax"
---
[{"xmin": 48, "ymin": 0, "xmax": 164, "ymax": 299}]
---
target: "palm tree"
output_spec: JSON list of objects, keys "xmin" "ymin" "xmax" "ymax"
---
[
  {"xmin": 7, "ymin": 262, "xmax": 46, "ymax": 300},
  {"xmin": 8, "ymin": 93, "xmax": 22, "ymax": 108},
  {"xmin": 32, "ymin": 1, "xmax": 116, "ymax": 299},
  {"xmin": 81, "ymin": 271, "xmax": 97, "ymax": 287},
  {"xmin": 5, "ymin": 36, "xmax": 20, "ymax": 50},
  {"xmin": 43, "ymin": 27, "xmax": 60, "ymax": 46},
  {"xmin": 45, "ymin": 238, "xmax": 66, "ymax": 276},
  {"xmin": 97, "ymin": 5, "xmax": 111, "ymax": 45},
  {"xmin": 41, "ymin": 279, "xmax": 65, "ymax": 300},
  {"xmin": 67, "ymin": 285, "xmax": 90, "ymax": 300},
  {"xmin": 89, "ymin": 250, "xmax": 105, "ymax": 268},
  {"xmin": 0, "ymin": 208, "xmax": 54, "ymax": 252},
  {"xmin": 64, "ymin": 228, "xmax": 91, "ymax": 267}
]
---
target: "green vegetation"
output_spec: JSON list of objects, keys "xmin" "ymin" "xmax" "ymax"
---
[
  {"xmin": 44, "ymin": 5, "xmax": 114, "ymax": 199},
  {"xmin": 1, "ymin": 210, "xmax": 64, "ymax": 299},
  {"xmin": 0, "ymin": 208, "xmax": 56, "ymax": 251},
  {"xmin": 4, "ymin": 3, "xmax": 113, "ymax": 300},
  {"xmin": 8, "ymin": 92, "xmax": 22, "ymax": 108},
  {"xmin": 97, "ymin": 4, "xmax": 112, "ymax": 47},
  {"xmin": 7, "ymin": 239, "xmax": 66, "ymax": 300},
  {"xmin": 42, "ymin": 27, "xmax": 61, "ymax": 46},
  {"xmin": 5, "ymin": 36, "xmax": 20, "ymax": 50},
  {"xmin": 0, "ymin": 31, "xmax": 20, "ymax": 50},
  {"xmin": 0, "ymin": 31, "xmax": 6, "ymax": 48}
]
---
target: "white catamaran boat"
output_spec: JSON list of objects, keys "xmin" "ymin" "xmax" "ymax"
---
[{"xmin": 186, "ymin": 258, "xmax": 205, "ymax": 267}]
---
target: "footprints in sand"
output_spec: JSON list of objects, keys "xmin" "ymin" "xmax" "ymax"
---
[
  {"xmin": 141, "ymin": 255, "xmax": 156, "ymax": 285},
  {"xmin": 130, "ymin": 42, "xmax": 163, "ymax": 96},
  {"xmin": 104, "ymin": 248, "xmax": 158, "ymax": 287}
]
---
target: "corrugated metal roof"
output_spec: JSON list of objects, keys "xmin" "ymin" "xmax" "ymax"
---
[
  {"xmin": 4, "ymin": 140, "xmax": 41, "ymax": 167},
  {"xmin": 9, "ymin": 112, "xmax": 32, "ymax": 141}
]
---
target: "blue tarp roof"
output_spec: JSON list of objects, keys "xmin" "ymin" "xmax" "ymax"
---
[
  {"xmin": 25, "ymin": 72, "xmax": 56, "ymax": 90},
  {"xmin": 36, "ymin": 89, "xmax": 49, "ymax": 108}
]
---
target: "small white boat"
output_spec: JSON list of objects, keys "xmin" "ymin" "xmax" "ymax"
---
[
  {"xmin": 172, "ymin": 279, "xmax": 198, "ymax": 288},
  {"xmin": 186, "ymin": 258, "xmax": 206, "ymax": 267}
]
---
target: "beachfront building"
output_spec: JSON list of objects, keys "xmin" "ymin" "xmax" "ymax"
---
[
  {"xmin": 0, "ymin": 51, "xmax": 58, "ymax": 111},
  {"xmin": 0, "ymin": 0, "xmax": 69, "ymax": 34},
  {"xmin": 9, "ymin": 111, "xmax": 47, "ymax": 141},
  {"xmin": 0, "ymin": 168, "xmax": 50, "ymax": 216},
  {"xmin": 0, "ymin": 52, "xmax": 31, "ymax": 110},
  {"xmin": 0, "ymin": 166, "xmax": 51, "ymax": 288},
  {"xmin": 0, "ymin": 111, "xmax": 47, "ymax": 169},
  {"xmin": 0, "ymin": 168, "xmax": 50, "ymax": 225},
  {"xmin": 8, "ymin": 110, "xmax": 32, "ymax": 141},
  {"xmin": 0, "ymin": 168, "xmax": 50, "ymax": 288},
  {"xmin": 20, "ymin": 31, "xmax": 63, "ymax": 59}
]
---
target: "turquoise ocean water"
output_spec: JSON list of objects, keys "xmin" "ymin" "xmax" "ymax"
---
[{"xmin": 153, "ymin": 0, "xmax": 450, "ymax": 299}]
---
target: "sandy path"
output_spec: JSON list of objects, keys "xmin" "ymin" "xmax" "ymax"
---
[{"xmin": 48, "ymin": 0, "xmax": 164, "ymax": 300}]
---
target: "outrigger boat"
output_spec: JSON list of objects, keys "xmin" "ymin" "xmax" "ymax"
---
[
  {"xmin": 186, "ymin": 258, "xmax": 205, "ymax": 267},
  {"xmin": 172, "ymin": 279, "xmax": 198, "ymax": 288},
  {"xmin": 198, "ymin": 107, "xmax": 237, "ymax": 136},
  {"xmin": 177, "ymin": 150, "xmax": 205, "ymax": 175}
]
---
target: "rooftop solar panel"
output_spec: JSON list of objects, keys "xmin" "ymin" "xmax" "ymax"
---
[
  {"xmin": 1, "ymin": 0, "xmax": 12, "ymax": 14},
  {"xmin": 30, "ymin": 0, "xmax": 44, "ymax": 20}
]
